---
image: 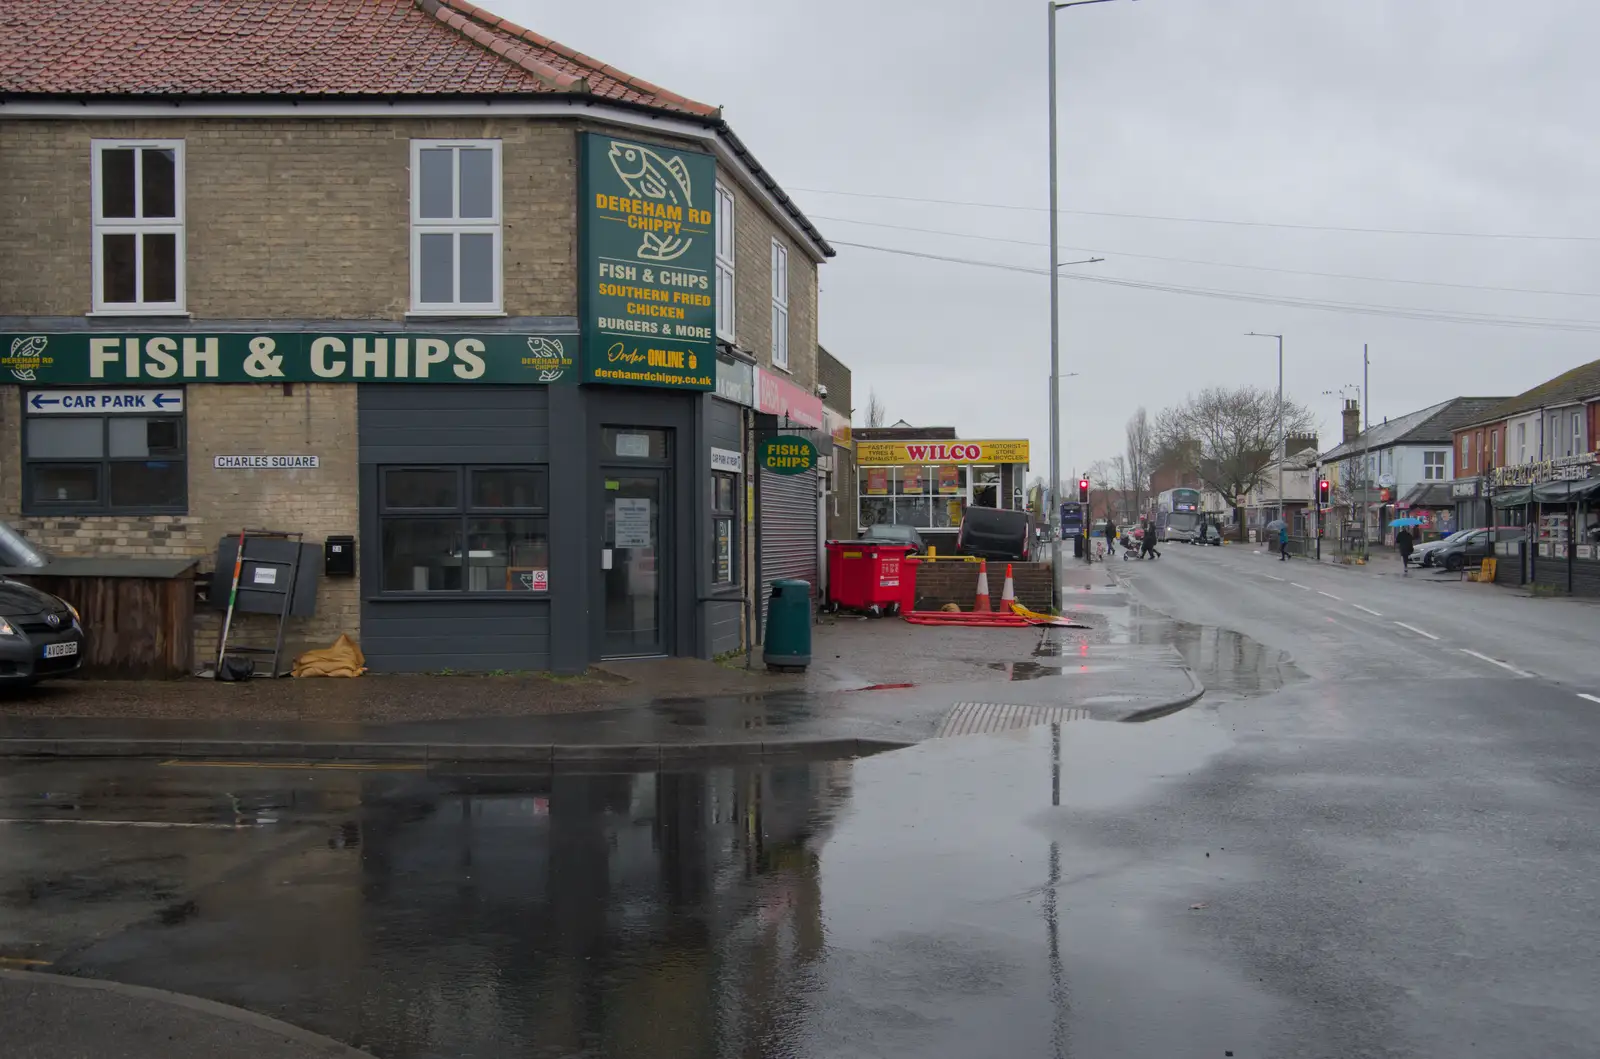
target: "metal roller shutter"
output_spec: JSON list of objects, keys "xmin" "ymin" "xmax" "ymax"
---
[{"xmin": 759, "ymin": 467, "xmax": 819, "ymax": 635}]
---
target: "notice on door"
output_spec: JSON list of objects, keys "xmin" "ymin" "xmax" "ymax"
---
[{"xmin": 614, "ymin": 498, "xmax": 653, "ymax": 548}]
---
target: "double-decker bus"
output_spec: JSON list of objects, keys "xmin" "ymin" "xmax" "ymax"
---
[{"xmin": 1155, "ymin": 487, "xmax": 1203, "ymax": 542}]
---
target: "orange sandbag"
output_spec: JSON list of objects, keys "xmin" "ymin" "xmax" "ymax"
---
[{"xmin": 292, "ymin": 633, "xmax": 367, "ymax": 678}]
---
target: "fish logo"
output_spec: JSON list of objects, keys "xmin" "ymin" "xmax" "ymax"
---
[
  {"xmin": 607, "ymin": 141, "xmax": 694, "ymax": 263},
  {"xmin": 8, "ymin": 335, "xmax": 46, "ymax": 381},
  {"xmin": 526, "ymin": 336, "xmax": 571, "ymax": 383}
]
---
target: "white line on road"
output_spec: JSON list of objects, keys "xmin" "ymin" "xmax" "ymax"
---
[
  {"xmin": 1393, "ymin": 622, "xmax": 1439, "ymax": 640},
  {"xmin": 1263, "ymin": 574, "xmax": 1285, "ymax": 581},
  {"xmin": 1290, "ymin": 582, "xmax": 1312, "ymax": 591},
  {"xmin": 1578, "ymin": 694, "xmax": 1600, "ymax": 704},
  {"xmin": 1352, "ymin": 604, "xmax": 1382, "ymax": 616},
  {"xmin": 0, "ymin": 818, "xmax": 270, "ymax": 830},
  {"xmin": 1318, "ymin": 591, "xmax": 1343, "ymax": 600},
  {"xmin": 1460, "ymin": 649, "xmax": 1534, "ymax": 678}
]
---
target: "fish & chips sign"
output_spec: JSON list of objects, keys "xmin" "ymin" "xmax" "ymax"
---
[{"xmin": 579, "ymin": 134, "xmax": 716, "ymax": 391}]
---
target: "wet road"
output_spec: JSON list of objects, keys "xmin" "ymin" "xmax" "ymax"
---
[{"xmin": 3, "ymin": 549, "xmax": 1599, "ymax": 1056}]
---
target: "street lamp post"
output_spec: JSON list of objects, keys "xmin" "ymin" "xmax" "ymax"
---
[
  {"xmin": 1247, "ymin": 332, "xmax": 1285, "ymax": 532},
  {"xmin": 1048, "ymin": 0, "xmax": 1135, "ymax": 604}
]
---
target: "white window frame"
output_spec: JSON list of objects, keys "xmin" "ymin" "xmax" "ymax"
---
[
  {"xmin": 1572, "ymin": 411, "xmax": 1582, "ymax": 456},
  {"xmin": 1489, "ymin": 429, "xmax": 1498, "ymax": 469},
  {"xmin": 1517, "ymin": 422, "xmax": 1526, "ymax": 463},
  {"xmin": 409, "ymin": 139, "xmax": 503, "ymax": 315},
  {"xmin": 1423, "ymin": 450, "xmax": 1445, "ymax": 481},
  {"xmin": 714, "ymin": 183, "xmax": 736, "ymax": 343},
  {"xmin": 770, "ymin": 238, "xmax": 789, "ymax": 372},
  {"xmin": 91, "ymin": 139, "xmax": 186, "ymax": 315}
]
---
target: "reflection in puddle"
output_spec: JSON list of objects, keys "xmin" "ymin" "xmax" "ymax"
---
[{"xmin": 1020, "ymin": 612, "xmax": 1304, "ymax": 700}]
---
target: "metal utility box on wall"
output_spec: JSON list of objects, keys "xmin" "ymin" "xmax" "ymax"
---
[{"xmin": 324, "ymin": 536, "xmax": 356, "ymax": 578}]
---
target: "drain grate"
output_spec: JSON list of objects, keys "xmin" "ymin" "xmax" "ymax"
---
[{"xmin": 935, "ymin": 702, "xmax": 1092, "ymax": 738}]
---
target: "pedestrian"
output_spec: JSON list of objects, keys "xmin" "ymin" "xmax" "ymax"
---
[
  {"xmin": 1396, "ymin": 525, "xmax": 1414, "ymax": 576},
  {"xmin": 1278, "ymin": 521, "xmax": 1290, "ymax": 561},
  {"xmin": 1104, "ymin": 518, "xmax": 1117, "ymax": 561},
  {"xmin": 1140, "ymin": 519, "xmax": 1160, "ymax": 560}
]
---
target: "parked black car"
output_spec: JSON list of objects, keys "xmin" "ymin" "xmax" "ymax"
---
[
  {"xmin": 956, "ymin": 507, "xmax": 1032, "ymax": 562},
  {"xmin": 0, "ymin": 578, "xmax": 85, "ymax": 685},
  {"xmin": 1425, "ymin": 527, "xmax": 1514, "ymax": 571}
]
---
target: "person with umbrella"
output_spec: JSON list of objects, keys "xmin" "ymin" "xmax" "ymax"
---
[
  {"xmin": 1265, "ymin": 517, "xmax": 1289, "ymax": 561},
  {"xmin": 1392, "ymin": 516, "xmax": 1421, "ymax": 575}
]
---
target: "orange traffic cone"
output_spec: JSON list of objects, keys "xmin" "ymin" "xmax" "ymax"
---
[
  {"xmin": 974, "ymin": 559, "xmax": 991, "ymax": 612},
  {"xmin": 1001, "ymin": 564, "xmax": 1016, "ymax": 611}
]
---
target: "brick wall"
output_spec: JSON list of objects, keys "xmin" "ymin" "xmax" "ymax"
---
[
  {"xmin": 721, "ymin": 171, "xmax": 819, "ymax": 390},
  {"xmin": 0, "ymin": 117, "xmax": 579, "ymax": 319},
  {"xmin": 0, "ymin": 382, "xmax": 359, "ymax": 669},
  {"xmin": 816, "ymin": 346, "xmax": 853, "ymax": 417},
  {"xmin": 910, "ymin": 560, "xmax": 1052, "ymax": 612}
]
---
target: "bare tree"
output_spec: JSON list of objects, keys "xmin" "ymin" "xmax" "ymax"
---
[
  {"xmin": 863, "ymin": 390, "xmax": 886, "ymax": 428},
  {"xmin": 1154, "ymin": 386, "xmax": 1314, "ymax": 539},
  {"xmin": 1109, "ymin": 455, "xmax": 1132, "ymax": 522},
  {"xmin": 1085, "ymin": 459, "xmax": 1116, "ymax": 520},
  {"xmin": 1124, "ymin": 407, "xmax": 1153, "ymax": 515}
]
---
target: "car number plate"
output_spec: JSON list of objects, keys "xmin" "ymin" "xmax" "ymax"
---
[{"xmin": 42, "ymin": 641, "xmax": 79, "ymax": 659}]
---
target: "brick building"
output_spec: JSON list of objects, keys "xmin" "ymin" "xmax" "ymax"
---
[{"xmin": 0, "ymin": 0, "xmax": 834, "ymax": 672}]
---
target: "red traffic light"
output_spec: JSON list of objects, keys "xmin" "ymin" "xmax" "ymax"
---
[
  {"xmin": 1077, "ymin": 478, "xmax": 1090, "ymax": 503},
  {"xmin": 1317, "ymin": 478, "xmax": 1331, "ymax": 504}
]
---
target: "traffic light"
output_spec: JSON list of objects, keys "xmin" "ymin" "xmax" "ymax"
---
[
  {"xmin": 1317, "ymin": 479, "xmax": 1331, "ymax": 506},
  {"xmin": 1077, "ymin": 478, "xmax": 1090, "ymax": 504}
]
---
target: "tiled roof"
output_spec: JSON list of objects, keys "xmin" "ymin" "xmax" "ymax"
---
[
  {"xmin": 0, "ymin": 0, "xmax": 717, "ymax": 116},
  {"xmin": 1394, "ymin": 396, "xmax": 1509, "ymax": 444},
  {"xmin": 1319, "ymin": 400, "xmax": 1453, "ymax": 462},
  {"xmin": 1466, "ymin": 358, "xmax": 1600, "ymax": 426}
]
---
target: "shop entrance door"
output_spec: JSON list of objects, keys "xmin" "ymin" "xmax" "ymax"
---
[{"xmin": 602, "ymin": 470, "xmax": 667, "ymax": 656}]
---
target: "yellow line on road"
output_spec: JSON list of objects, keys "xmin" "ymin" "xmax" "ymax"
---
[
  {"xmin": 158, "ymin": 760, "xmax": 424, "ymax": 772},
  {"xmin": 0, "ymin": 956, "xmax": 53, "ymax": 966}
]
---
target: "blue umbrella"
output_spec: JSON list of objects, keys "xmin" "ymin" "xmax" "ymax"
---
[{"xmin": 1389, "ymin": 516, "xmax": 1424, "ymax": 527}]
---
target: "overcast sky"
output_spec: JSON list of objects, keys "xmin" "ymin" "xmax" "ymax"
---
[{"xmin": 495, "ymin": 0, "xmax": 1600, "ymax": 482}]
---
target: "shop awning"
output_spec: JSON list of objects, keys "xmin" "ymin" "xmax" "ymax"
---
[
  {"xmin": 1531, "ymin": 478, "xmax": 1600, "ymax": 503},
  {"xmin": 1398, "ymin": 482, "xmax": 1456, "ymax": 508},
  {"xmin": 1491, "ymin": 486, "xmax": 1532, "ymax": 507}
]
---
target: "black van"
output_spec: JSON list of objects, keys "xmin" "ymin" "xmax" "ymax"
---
[{"xmin": 956, "ymin": 507, "xmax": 1031, "ymax": 561}]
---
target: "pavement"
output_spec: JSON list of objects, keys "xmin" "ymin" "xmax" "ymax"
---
[
  {"xmin": 0, "ymin": 560, "xmax": 1208, "ymax": 763},
  {"xmin": 0, "ymin": 970, "xmax": 366, "ymax": 1058},
  {"xmin": 3, "ymin": 546, "xmax": 1600, "ymax": 1056}
]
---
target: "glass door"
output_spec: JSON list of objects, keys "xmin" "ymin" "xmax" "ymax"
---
[{"xmin": 603, "ymin": 471, "xmax": 666, "ymax": 656}]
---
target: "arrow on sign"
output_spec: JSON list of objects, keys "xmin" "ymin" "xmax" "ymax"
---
[
  {"xmin": 28, "ymin": 394, "xmax": 59, "ymax": 409},
  {"xmin": 153, "ymin": 393, "xmax": 180, "ymax": 408}
]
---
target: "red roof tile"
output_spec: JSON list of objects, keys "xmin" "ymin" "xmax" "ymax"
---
[{"xmin": 0, "ymin": 0, "xmax": 718, "ymax": 116}]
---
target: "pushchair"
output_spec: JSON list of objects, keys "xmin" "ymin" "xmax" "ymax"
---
[{"xmin": 1119, "ymin": 530, "xmax": 1144, "ymax": 560}]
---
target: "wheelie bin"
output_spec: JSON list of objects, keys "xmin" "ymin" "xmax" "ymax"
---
[
  {"xmin": 824, "ymin": 541, "xmax": 916, "ymax": 617},
  {"xmin": 763, "ymin": 579, "xmax": 812, "ymax": 671}
]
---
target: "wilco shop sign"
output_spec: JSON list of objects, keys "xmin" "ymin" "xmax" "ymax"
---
[
  {"xmin": 1491, "ymin": 451, "xmax": 1596, "ymax": 488},
  {"xmin": 3, "ymin": 332, "xmax": 577, "ymax": 385},
  {"xmin": 579, "ymin": 134, "xmax": 716, "ymax": 391},
  {"xmin": 855, "ymin": 439, "xmax": 1031, "ymax": 465},
  {"xmin": 759, "ymin": 435, "xmax": 817, "ymax": 475}
]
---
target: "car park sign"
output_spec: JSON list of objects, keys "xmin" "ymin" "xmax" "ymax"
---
[{"xmin": 26, "ymin": 389, "xmax": 184, "ymax": 413}]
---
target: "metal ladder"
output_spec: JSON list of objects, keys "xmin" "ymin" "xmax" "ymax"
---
[{"xmin": 215, "ymin": 529, "xmax": 304, "ymax": 678}]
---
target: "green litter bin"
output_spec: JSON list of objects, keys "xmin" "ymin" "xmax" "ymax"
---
[{"xmin": 763, "ymin": 579, "xmax": 812, "ymax": 672}]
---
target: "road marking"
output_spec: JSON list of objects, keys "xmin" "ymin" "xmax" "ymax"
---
[
  {"xmin": 0, "ymin": 818, "xmax": 264, "ymax": 830},
  {"xmin": 1263, "ymin": 574, "xmax": 1285, "ymax": 581},
  {"xmin": 1392, "ymin": 622, "xmax": 1439, "ymax": 640},
  {"xmin": 1290, "ymin": 582, "xmax": 1312, "ymax": 591},
  {"xmin": 158, "ymin": 760, "xmax": 425, "ymax": 772},
  {"xmin": 0, "ymin": 956, "xmax": 52, "ymax": 967},
  {"xmin": 1351, "ymin": 604, "xmax": 1382, "ymax": 616},
  {"xmin": 1579, "ymin": 694, "xmax": 1600, "ymax": 704},
  {"xmin": 1460, "ymin": 649, "xmax": 1534, "ymax": 678},
  {"xmin": 1318, "ymin": 591, "xmax": 1343, "ymax": 600}
]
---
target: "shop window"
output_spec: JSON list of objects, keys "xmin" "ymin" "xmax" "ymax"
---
[
  {"xmin": 715, "ymin": 183, "xmax": 736, "ymax": 342},
  {"xmin": 23, "ymin": 410, "xmax": 186, "ymax": 514},
  {"xmin": 379, "ymin": 466, "xmax": 548, "ymax": 593},
  {"xmin": 712, "ymin": 471, "xmax": 738, "ymax": 585},
  {"xmin": 92, "ymin": 140, "xmax": 184, "ymax": 313},
  {"xmin": 410, "ymin": 140, "xmax": 502, "ymax": 314},
  {"xmin": 770, "ymin": 239, "xmax": 789, "ymax": 371},
  {"xmin": 858, "ymin": 465, "xmax": 971, "ymax": 530},
  {"xmin": 1423, "ymin": 451, "xmax": 1445, "ymax": 481}
]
